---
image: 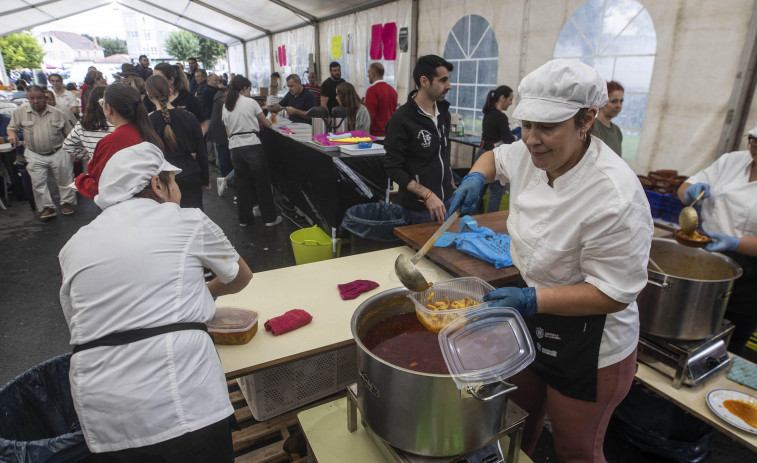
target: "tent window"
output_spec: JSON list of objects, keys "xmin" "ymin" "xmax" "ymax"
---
[
  {"xmin": 443, "ymin": 15, "xmax": 499, "ymax": 134},
  {"xmin": 554, "ymin": 0, "xmax": 657, "ymax": 160}
]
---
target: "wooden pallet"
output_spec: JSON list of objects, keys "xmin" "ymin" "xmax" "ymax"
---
[{"xmin": 229, "ymin": 379, "xmax": 343, "ymax": 463}]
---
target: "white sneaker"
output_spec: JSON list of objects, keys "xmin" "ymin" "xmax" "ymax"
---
[
  {"xmin": 252, "ymin": 205, "xmax": 261, "ymax": 217},
  {"xmin": 216, "ymin": 177, "xmax": 226, "ymax": 197},
  {"xmin": 265, "ymin": 216, "xmax": 283, "ymax": 227}
]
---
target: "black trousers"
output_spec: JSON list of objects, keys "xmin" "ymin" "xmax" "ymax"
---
[
  {"xmin": 230, "ymin": 144, "xmax": 276, "ymax": 224},
  {"xmin": 85, "ymin": 415, "xmax": 234, "ymax": 463},
  {"xmin": 176, "ymin": 172, "xmax": 204, "ymax": 210}
]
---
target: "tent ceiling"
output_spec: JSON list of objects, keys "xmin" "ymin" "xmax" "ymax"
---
[{"xmin": 0, "ymin": 0, "xmax": 392, "ymax": 45}]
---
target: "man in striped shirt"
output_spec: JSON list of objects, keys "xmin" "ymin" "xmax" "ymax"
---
[{"xmin": 7, "ymin": 85, "xmax": 76, "ymax": 220}]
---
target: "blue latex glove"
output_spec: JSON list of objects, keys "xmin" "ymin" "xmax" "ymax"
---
[
  {"xmin": 704, "ymin": 232, "xmax": 739, "ymax": 252},
  {"xmin": 482, "ymin": 286, "xmax": 538, "ymax": 317},
  {"xmin": 685, "ymin": 183, "xmax": 711, "ymax": 203},
  {"xmin": 446, "ymin": 172, "xmax": 485, "ymax": 218}
]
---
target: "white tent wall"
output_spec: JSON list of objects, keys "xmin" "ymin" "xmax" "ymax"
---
[
  {"xmin": 317, "ymin": 0, "xmax": 413, "ymax": 101},
  {"xmin": 417, "ymin": 0, "xmax": 757, "ymax": 176},
  {"xmin": 271, "ymin": 25, "xmax": 316, "ymax": 84},
  {"xmin": 246, "ymin": 36, "xmax": 272, "ymax": 90},
  {"xmin": 227, "ymin": 43, "xmax": 246, "ymax": 76}
]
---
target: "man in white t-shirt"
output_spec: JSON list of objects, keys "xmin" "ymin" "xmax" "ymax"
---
[{"xmin": 49, "ymin": 73, "xmax": 79, "ymax": 118}]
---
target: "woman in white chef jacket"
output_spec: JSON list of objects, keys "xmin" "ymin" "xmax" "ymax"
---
[
  {"xmin": 677, "ymin": 125, "xmax": 757, "ymax": 356},
  {"xmin": 448, "ymin": 60, "xmax": 653, "ymax": 462},
  {"xmin": 59, "ymin": 142, "xmax": 252, "ymax": 462}
]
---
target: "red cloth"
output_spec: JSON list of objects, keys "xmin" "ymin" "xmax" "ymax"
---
[
  {"xmin": 338, "ymin": 280, "xmax": 379, "ymax": 300},
  {"xmin": 265, "ymin": 309, "xmax": 313, "ymax": 335},
  {"xmin": 75, "ymin": 123, "xmax": 144, "ymax": 198},
  {"xmin": 364, "ymin": 81, "xmax": 397, "ymax": 137}
]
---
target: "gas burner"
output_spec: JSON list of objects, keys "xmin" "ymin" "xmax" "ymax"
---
[
  {"xmin": 638, "ymin": 320, "xmax": 734, "ymax": 389},
  {"xmin": 345, "ymin": 384, "xmax": 526, "ymax": 463}
]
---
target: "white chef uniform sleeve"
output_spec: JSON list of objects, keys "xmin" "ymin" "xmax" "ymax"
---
[
  {"xmin": 195, "ymin": 213, "xmax": 240, "ymax": 283},
  {"xmin": 492, "ymin": 141, "xmax": 522, "ymax": 184},
  {"xmin": 686, "ymin": 151, "xmax": 731, "ymax": 186},
  {"xmin": 580, "ymin": 203, "xmax": 653, "ymax": 304}
]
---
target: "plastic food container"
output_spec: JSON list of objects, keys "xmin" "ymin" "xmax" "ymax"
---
[
  {"xmin": 410, "ymin": 277, "xmax": 495, "ymax": 333},
  {"xmin": 207, "ymin": 307, "xmax": 259, "ymax": 345},
  {"xmin": 357, "ymin": 141, "xmax": 373, "ymax": 149}
]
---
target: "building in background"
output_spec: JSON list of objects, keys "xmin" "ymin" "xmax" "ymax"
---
[
  {"xmin": 122, "ymin": 11, "xmax": 175, "ymax": 63},
  {"xmin": 36, "ymin": 31, "xmax": 104, "ymax": 68}
]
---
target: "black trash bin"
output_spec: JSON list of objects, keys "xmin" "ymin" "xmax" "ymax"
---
[
  {"xmin": 0, "ymin": 354, "xmax": 91, "ymax": 463},
  {"xmin": 611, "ymin": 383, "xmax": 715, "ymax": 463},
  {"xmin": 341, "ymin": 203, "xmax": 406, "ymax": 255}
]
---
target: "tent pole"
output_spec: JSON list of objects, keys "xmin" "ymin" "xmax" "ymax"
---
[
  {"xmin": 268, "ymin": 33, "xmax": 275, "ymax": 85},
  {"xmin": 313, "ymin": 21, "xmax": 321, "ymax": 82},
  {"xmin": 409, "ymin": 0, "xmax": 419, "ymax": 92},
  {"xmin": 242, "ymin": 42, "xmax": 249, "ymax": 78},
  {"xmin": 716, "ymin": 1, "xmax": 757, "ymax": 155}
]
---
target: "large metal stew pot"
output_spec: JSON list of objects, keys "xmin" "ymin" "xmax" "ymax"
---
[
  {"xmin": 637, "ymin": 238, "xmax": 742, "ymax": 340},
  {"xmin": 351, "ymin": 288, "xmax": 515, "ymax": 457}
]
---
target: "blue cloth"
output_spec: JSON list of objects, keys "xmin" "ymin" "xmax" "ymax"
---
[
  {"xmin": 434, "ymin": 215, "xmax": 513, "ymax": 268},
  {"xmin": 727, "ymin": 356, "xmax": 757, "ymax": 391}
]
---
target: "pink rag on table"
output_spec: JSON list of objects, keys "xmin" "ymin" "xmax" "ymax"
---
[
  {"xmin": 382, "ymin": 23, "xmax": 397, "ymax": 60},
  {"xmin": 264, "ymin": 309, "xmax": 312, "ymax": 335},
  {"xmin": 338, "ymin": 280, "xmax": 379, "ymax": 300}
]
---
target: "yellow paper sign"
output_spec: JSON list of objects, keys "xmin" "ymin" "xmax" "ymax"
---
[{"xmin": 331, "ymin": 36, "xmax": 342, "ymax": 59}]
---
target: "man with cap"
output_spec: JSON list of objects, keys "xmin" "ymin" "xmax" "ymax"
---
[
  {"xmin": 676, "ymin": 123, "xmax": 757, "ymax": 356},
  {"xmin": 384, "ymin": 55, "xmax": 455, "ymax": 224},
  {"xmin": 121, "ymin": 63, "xmax": 139, "ymax": 85},
  {"xmin": 7, "ymin": 85, "xmax": 76, "ymax": 220},
  {"xmin": 137, "ymin": 55, "xmax": 153, "ymax": 80},
  {"xmin": 448, "ymin": 59, "xmax": 653, "ymax": 462},
  {"xmin": 59, "ymin": 142, "xmax": 252, "ymax": 462}
]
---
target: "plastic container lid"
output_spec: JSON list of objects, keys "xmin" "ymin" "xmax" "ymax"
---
[
  {"xmin": 208, "ymin": 307, "xmax": 258, "ymax": 334},
  {"xmin": 438, "ymin": 306, "xmax": 535, "ymax": 390}
]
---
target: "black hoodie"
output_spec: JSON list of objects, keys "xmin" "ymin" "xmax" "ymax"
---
[{"xmin": 384, "ymin": 91, "xmax": 454, "ymax": 211}]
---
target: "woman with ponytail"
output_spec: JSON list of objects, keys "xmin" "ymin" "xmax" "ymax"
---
[
  {"xmin": 148, "ymin": 62, "xmax": 207, "ymax": 134},
  {"xmin": 478, "ymin": 85, "xmax": 517, "ymax": 212},
  {"xmin": 75, "ymin": 83, "xmax": 163, "ymax": 198},
  {"xmin": 146, "ymin": 74, "xmax": 210, "ymax": 210},
  {"xmin": 222, "ymin": 75, "xmax": 280, "ymax": 227}
]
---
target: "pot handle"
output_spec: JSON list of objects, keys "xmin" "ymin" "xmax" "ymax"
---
[
  {"xmin": 647, "ymin": 277, "xmax": 672, "ymax": 290},
  {"xmin": 465, "ymin": 381, "xmax": 518, "ymax": 402}
]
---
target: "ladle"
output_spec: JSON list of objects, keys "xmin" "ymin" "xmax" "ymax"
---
[
  {"xmin": 679, "ymin": 190, "xmax": 706, "ymax": 234},
  {"xmin": 395, "ymin": 209, "xmax": 460, "ymax": 292},
  {"xmin": 648, "ymin": 256, "xmax": 665, "ymax": 274}
]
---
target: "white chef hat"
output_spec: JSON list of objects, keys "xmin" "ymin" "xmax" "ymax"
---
[
  {"xmin": 95, "ymin": 142, "xmax": 181, "ymax": 210},
  {"xmin": 748, "ymin": 123, "xmax": 757, "ymax": 138},
  {"xmin": 513, "ymin": 59, "xmax": 609, "ymax": 123}
]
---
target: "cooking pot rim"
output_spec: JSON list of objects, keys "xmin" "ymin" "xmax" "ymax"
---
[{"xmin": 650, "ymin": 238, "xmax": 743, "ymax": 282}]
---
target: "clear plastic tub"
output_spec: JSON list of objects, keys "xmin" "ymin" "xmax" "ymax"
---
[
  {"xmin": 409, "ymin": 277, "xmax": 495, "ymax": 333},
  {"xmin": 208, "ymin": 307, "xmax": 259, "ymax": 345}
]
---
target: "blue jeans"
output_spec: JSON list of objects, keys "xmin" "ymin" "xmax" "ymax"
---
[
  {"xmin": 216, "ymin": 144, "xmax": 233, "ymax": 178},
  {"xmin": 402, "ymin": 198, "xmax": 454, "ymax": 225},
  {"xmin": 476, "ymin": 148, "xmax": 505, "ymax": 213}
]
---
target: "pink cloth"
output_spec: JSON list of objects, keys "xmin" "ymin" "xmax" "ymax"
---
[
  {"xmin": 382, "ymin": 23, "xmax": 397, "ymax": 60},
  {"xmin": 370, "ymin": 24, "xmax": 383, "ymax": 60},
  {"xmin": 264, "ymin": 309, "xmax": 312, "ymax": 335},
  {"xmin": 338, "ymin": 280, "xmax": 379, "ymax": 300}
]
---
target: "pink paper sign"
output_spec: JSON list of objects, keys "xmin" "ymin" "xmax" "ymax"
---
[
  {"xmin": 382, "ymin": 22, "xmax": 397, "ymax": 60},
  {"xmin": 370, "ymin": 24, "xmax": 383, "ymax": 60}
]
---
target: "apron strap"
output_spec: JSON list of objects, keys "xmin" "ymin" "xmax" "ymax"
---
[
  {"xmin": 230, "ymin": 131, "xmax": 258, "ymax": 137},
  {"xmin": 72, "ymin": 322, "xmax": 208, "ymax": 354}
]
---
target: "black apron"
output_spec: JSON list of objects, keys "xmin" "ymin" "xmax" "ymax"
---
[
  {"xmin": 72, "ymin": 323, "xmax": 208, "ymax": 354},
  {"xmin": 517, "ymin": 277, "xmax": 607, "ymax": 402}
]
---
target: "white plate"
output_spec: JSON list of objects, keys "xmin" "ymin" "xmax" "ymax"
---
[{"xmin": 706, "ymin": 389, "xmax": 757, "ymax": 434}]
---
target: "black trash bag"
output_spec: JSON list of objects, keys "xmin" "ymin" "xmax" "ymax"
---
[
  {"xmin": 612, "ymin": 383, "xmax": 714, "ymax": 463},
  {"xmin": 0, "ymin": 354, "xmax": 91, "ymax": 463},
  {"xmin": 341, "ymin": 203, "xmax": 406, "ymax": 242}
]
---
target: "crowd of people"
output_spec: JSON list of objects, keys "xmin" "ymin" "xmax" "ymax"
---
[{"xmin": 2, "ymin": 50, "xmax": 755, "ymax": 463}]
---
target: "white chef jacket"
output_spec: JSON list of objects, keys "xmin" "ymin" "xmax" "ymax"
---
[
  {"xmin": 493, "ymin": 136, "xmax": 653, "ymax": 368},
  {"xmin": 222, "ymin": 96, "xmax": 263, "ymax": 149},
  {"xmin": 686, "ymin": 150, "xmax": 757, "ymax": 238},
  {"xmin": 59, "ymin": 198, "xmax": 239, "ymax": 452}
]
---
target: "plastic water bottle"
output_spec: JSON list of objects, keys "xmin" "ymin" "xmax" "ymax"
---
[{"xmin": 456, "ymin": 115, "xmax": 465, "ymax": 137}]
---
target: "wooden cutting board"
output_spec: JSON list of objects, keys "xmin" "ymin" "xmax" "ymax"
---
[{"xmin": 393, "ymin": 211, "xmax": 521, "ymax": 287}]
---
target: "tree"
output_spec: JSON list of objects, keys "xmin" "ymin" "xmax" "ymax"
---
[
  {"xmin": 83, "ymin": 35, "xmax": 127, "ymax": 57},
  {"xmin": 0, "ymin": 32, "xmax": 45, "ymax": 73},
  {"xmin": 198, "ymin": 37, "xmax": 226, "ymax": 69},
  {"xmin": 165, "ymin": 30, "xmax": 199, "ymax": 63}
]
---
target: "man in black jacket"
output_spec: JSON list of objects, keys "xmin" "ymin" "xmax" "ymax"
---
[{"xmin": 384, "ymin": 55, "xmax": 454, "ymax": 224}]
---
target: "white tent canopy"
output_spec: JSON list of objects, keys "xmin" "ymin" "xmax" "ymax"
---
[{"xmin": 2, "ymin": 0, "xmax": 757, "ymax": 177}]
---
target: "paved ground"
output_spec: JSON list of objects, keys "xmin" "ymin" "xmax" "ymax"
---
[{"xmin": 0, "ymin": 165, "xmax": 753, "ymax": 462}]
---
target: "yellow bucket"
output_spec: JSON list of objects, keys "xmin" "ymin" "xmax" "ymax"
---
[{"xmin": 290, "ymin": 226, "xmax": 341, "ymax": 265}]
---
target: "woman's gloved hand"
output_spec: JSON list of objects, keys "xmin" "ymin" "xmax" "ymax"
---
[
  {"xmin": 705, "ymin": 232, "xmax": 739, "ymax": 252},
  {"xmin": 685, "ymin": 183, "xmax": 711, "ymax": 203},
  {"xmin": 482, "ymin": 286, "xmax": 538, "ymax": 317},
  {"xmin": 446, "ymin": 172, "xmax": 485, "ymax": 218}
]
